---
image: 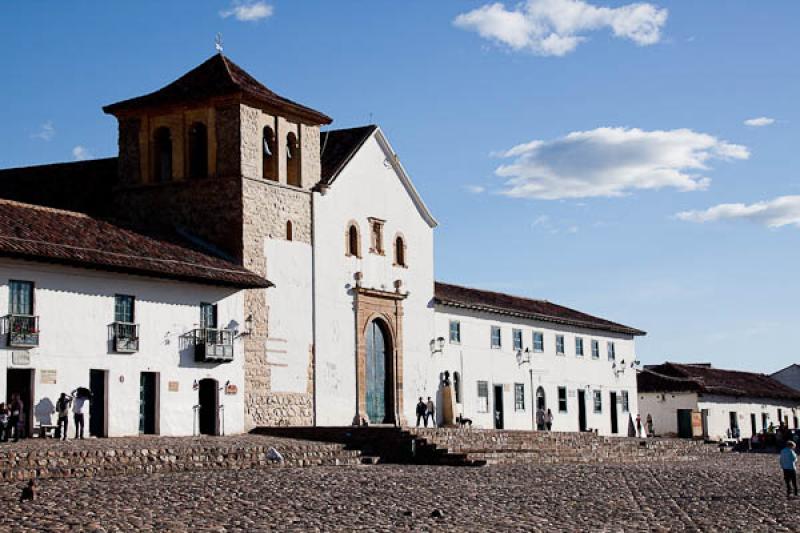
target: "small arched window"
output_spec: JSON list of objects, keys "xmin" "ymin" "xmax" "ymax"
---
[
  {"xmin": 263, "ymin": 126, "xmax": 277, "ymax": 181},
  {"xmin": 394, "ymin": 235, "xmax": 407, "ymax": 267},
  {"xmin": 188, "ymin": 122, "xmax": 208, "ymax": 179},
  {"xmin": 453, "ymin": 371, "xmax": 461, "ymax": 404},
  {"xmin": 153, "ymin": 127, "xmax": 173, "ymax": 182},
  {"xmin": 286, "ymin": 132, "xmax": 300, "ymax": 187},
  {"xmin": 346, "ymin": 223, "xmax": 360, "ymax": 257},
  {"xmin": 286, "ymin": 220, "xmax": 293, "ymax": 241}
]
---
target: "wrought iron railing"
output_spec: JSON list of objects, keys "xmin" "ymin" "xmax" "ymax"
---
[
  {"xmin": 2, "ymin": 314, "xmax": 39, "ymax": 347},
  {"xmin": 108, "ymin": 321, "xmax": 140, "ymax": 353},
  {"xmin": 187, "ymin": 328, "xmax": 234, "ymax": 363}
]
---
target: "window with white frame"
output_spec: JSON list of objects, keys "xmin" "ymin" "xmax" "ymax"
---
[
  {"xmin": 477, "ymin": 381, "xmax": 489, "ymax": 412},
  {"xmin": 533, "ymin": 331, "xmax": 544, "ymax": 352},
  {"xmin": 575, "ymin": 337, "xmax": 584, "ymax": 357},
  {"xmin": 558, "ymin": 386, "xmax": 568, "ymax": 413},
  {"xmin": 593, "ymin": 390, "xmax": 602, "ymax": 413},
  {"xmin": 449, "ymin": 320, "xmax": 461, "ymax": 344},
  {"xmin": 556, "ymin": 335, "xmax": 565, "ymax": 355},
  {"xmin": 513, "ymin": 329, "xmax": 523, "ymax": 351},
  {"xmin": 591, "ymin": 340, "xmax": 600, "ymax": 359},
  {"xmin": 621, "ymin": 390, "xmax": 629, "ymax": 412},
  {"xmin": 491, "ymin": 326, "xmax": 501, "ymax": 349},
  {"xmin": 514, "ymin": 383, "xmax": 525, "ymax": 411},
  {"xmin": 607, "ymin": 341, "xmax": 616, "ymax": 361}
]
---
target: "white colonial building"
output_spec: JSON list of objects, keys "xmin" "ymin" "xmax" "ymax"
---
[
  {"xmin": 638, "ymin": 362, "xmax": 800, "ymax": 440},
  {"xmin": 0, "ymin": 53, "xmax": 646, "ymax": 437}
]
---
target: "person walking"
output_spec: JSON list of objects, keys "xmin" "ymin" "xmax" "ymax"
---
[
  {"xmin": 536, "ymin": 407, "xmax": 545, "ymax": 431},
  {"xmin": 55, "ymin": 393, "xmax": 72, "ymax": 441},
  {"xmin": 780, "ymin": 441, "xmax": 798, "ymax": 498},
  {"xmin": 9, "ymin": 393, "xmax": 23, "ymax": 442},
  {"xmin": 545, "ymin": 409, "xmax": 554, "ymax": 431},
  {"xmin": 636, "ymin": 414, "xmax": 643, "ymax": 438},
  {"xmin": 71, "ymin": 389, "xmax": 89, "ymax": 440},
  {"xmin": 426, "ymin": 397, "xmax": 436, "ymax": 428},
  {"xmin": 415, "ymin": 397, "xmax": 427, "ymax": 427}
]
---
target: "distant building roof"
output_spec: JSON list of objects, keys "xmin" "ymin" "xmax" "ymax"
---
[
  {"xmin": 638, "ymin": 362, "xmax": 800, "ymax": 401},
  {"xmin": 0, "ymin": 199, "xmax": 270, "ymax": 289},
  {"xmin": 103, "ymin": 54, "xmax": 332, "ymax": 125},
  {"xmin": 320, "ymin": 125, "xmax": 378, "ymax": 184},
  {"xmin": 434, "ymin": 282, "xmax": 645, "ymax": 336}
]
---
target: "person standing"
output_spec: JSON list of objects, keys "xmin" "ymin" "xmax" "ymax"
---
[
  {"xmin": 780, "ymin": 441, "xmax": 798, "ymax": 498},
  {"xmin": 545, "ymin": 409, "xmax": 554, "ymax": 431},
  {"xmin": 71, "ymin": 389, "xmax": 89, "ymax": 440},
  {"xmin": 55, "ymin": 393, "xmax": 72, "ymax": 441},
  {"xmin": 416, "ymin": 397, "xmax": 427, "ymax": 427},
  {"xmin": 646, "ymin": 414, "xmax": 654, "ymax": 437},
  {"xmin": 636, "ymin": 414, "xmax": 643, "ymax": 438},
  {"xmin": 9, "ymin": 393, "xmax": 24, "ymax": 442},
  {"xmin": 536, "ymin": 407, "xmax": 545, "ymax": 431},
  {"xmin": 426, "ymin": 397, "xmax": 436, "ymax": 428}
]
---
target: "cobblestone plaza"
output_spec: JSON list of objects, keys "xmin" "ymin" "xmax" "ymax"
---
[{"xmin": 1, "ymin": 453, "xmax": 793, "ymax": 532}]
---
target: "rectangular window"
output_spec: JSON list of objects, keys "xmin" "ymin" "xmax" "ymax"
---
[
  {"xmin": 114, "ymin": 294, "xmax": 135, "ymax": 323},
  {"xmin": 607, "ymin": 341, "xmax": 616, "ymax": 361},
  {"xmin": 477, "ymin": 381, "xmax": 489, "ymax": 413},
  {"xmin": 558, "ymin": 386, "xmax": 568, "ymax": 413},
  {"xmin": 575, "ymin": 337, "xmax": 584, "ymax": 357},
  {"xmin": 200, "ymin": 303, "xmax": 218, "ymax": 329},
  {"xmin": 369, "ymin": 218, "xmax": 385, "ymax": 255},
  {"xmin": 449, "ymin": 320, "xmax": 461, "ymax": 343},
  {"xmin": 533, "ymin": 331, "xmax": 544, "ymax": 352},
  {"xmin": 513, "ymin": 329, "xmax": 523, "ymax": 351},
  {"xmin": 621, "ymin": 390, "xmax": 629, "ymax": 413},
  {"xmin": 9, "ymin": 280, "xmax": 34, "ymax": 315},
  {"xmin": 490, "ymin": 326, "xmax": 501, "ymax": 349},
  {"xmin": 514, "ymin": 383, "xmax": 525, "ymax": 411},
  {"xmin": 591, "ymin": 340, "xmax": 600, "ymax": 359},
  {"xmin": 593, "ymin": 390, "xmax": 602, "ymax": 413},
  {"xmin": 556, "ymin": 335, "xmax": 565, "ymax": 355}
]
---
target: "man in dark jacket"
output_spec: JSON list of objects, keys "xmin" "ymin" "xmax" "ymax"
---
[{"xmin": 416, "ymin": 397, "xmax": 427, "ymax": 427}]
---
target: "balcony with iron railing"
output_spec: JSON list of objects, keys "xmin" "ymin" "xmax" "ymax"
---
[
  {"xmin": 186, "ymin": 328, "xmax": 234, "ymax": 363},
  {"xmin": 1, "ymin": 314, "xmax": 39, "ymax": 348},
  {"xmin": 108, "ymin": 321, "xmax": 140, "ymax": 353}
]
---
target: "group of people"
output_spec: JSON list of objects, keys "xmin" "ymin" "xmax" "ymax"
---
[
  {"xmin": 536, "ymin": 408, "xmax": 554, "ymax": 431},
  {"xmin": 635, "ymin": 414, "xmax": 655, "ymax": 438},
  {"xmin": 415, "ymin": 397, "xmax": 436, "ymax": 427},
  {"xmin": 0, "ymin": 389, "xmax": 90, "ymax": 442}
]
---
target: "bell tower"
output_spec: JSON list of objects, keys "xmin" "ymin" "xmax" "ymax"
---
[{"xmin": 104, "ymin": 53, "xmax": 332, "ymax": 428}]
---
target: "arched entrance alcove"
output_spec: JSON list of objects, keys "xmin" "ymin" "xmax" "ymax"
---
[
  {"xmin": 365, "ymin": 318, "xmax": 394, "ymax": 424},
  {"xmin": 536, "ymin": 386, "xmax": 546, "ymax": 411}
]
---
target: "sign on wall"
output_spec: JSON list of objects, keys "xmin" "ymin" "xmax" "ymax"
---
[
  {"xmin": 168, "ymin": 381, "xmax": 179, "ymax": 392},
  {"xmin": 11, "ymin": 352, "xmax": 30, "ymax": 365},
  {"xmin": 225, "ymin": 383, "xmax": 238, "ymax": 395},
  {"xmin": 40, "ymin": 369, "xmax": 57, "ymax": 385}
]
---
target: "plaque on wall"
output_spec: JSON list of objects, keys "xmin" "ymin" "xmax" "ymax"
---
[
  {"xmin": 168, "ymin": 381, "xmax": 179, "ymax": 392},
  {"xmin": 11, "ymin": 351, "xmax": 30, "ymax": 365},
  {"xmin": 40, "ymin": 369, "xmax": 57, "ymax": 384}
]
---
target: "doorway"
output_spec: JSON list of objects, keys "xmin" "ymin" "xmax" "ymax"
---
[
  {"xmin": 89, "ymin": 369, "xmax": 107, "ymax": 438},
  {"xmin": 365, "ymin": 319, "xmax": 393, "ymax": 424},
  {"xmin": 493, "ymin": 385, "xmax": 504, "ymax": 429},
  {"xmin": 198, "ymin": 378, "xmax": 219, "ymax": 436},
  {"xmin": 750, "ymin": 413, "xmax": 757, "ymax": 436},
  {"xmin": 677, "ymin": 409, "xmax": 693, "ymax": 438},
  {"xmin": 6, "ymin": 368, "xmax": 34, "ymax": 438},
  {"xmin": 609, "ymin": 391, "xmax": 619, "ymax": 434},
  {"xmin": 139, "ymin": 372, "xmax": 158, "ymax": 435},
  {"xmin": 577, "ymin": 389, "xmax": 587, "ymax": 432}
]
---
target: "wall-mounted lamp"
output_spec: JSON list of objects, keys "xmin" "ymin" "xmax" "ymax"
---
[
  {"xmin": 429, "ymin": 337, "xmax": 445, "ymax": 355},
  {"xmin": 244, "ymin": 314, "xmax": 253, "ymax": 335},
  {"xmin": 516, "ymin": 348, "xmax": 532, "ymax": 367}
]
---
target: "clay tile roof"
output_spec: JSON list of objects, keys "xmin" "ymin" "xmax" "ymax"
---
[
  {"xmin": 103, "ymin": 54, "xmax": 332, "ymax": 125},
  {"xmin": 0, "ymin": 199, "xmax": 271, "ymax": 289},
  {"xmin": 637, "ymin": 362, "xmax": 800, "ymax": 401},
  {"xmin": 319, "ymin": 125, "xmax": 377, "ymax": 185},
  {"xmin": 434, "ymin": 282, "xmax": 645, "ymax": 336}
]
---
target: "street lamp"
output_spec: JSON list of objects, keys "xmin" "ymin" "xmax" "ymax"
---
[{"xmin": 516, "ymin": 348, "xmax": 535, "ymax": 431}]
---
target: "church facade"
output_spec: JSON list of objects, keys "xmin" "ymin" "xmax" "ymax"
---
[{"xmin": 0, "ymin": 54, "xmax": 644, "ymax": 436}]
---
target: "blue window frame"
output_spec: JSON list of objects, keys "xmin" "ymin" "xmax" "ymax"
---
[
  {"xmin": 490, "ymin": 326, "xmax": 501, "ymax": 348},
  {"xmin": 513, "ymin": 329, "xmax": 523, "ymax": 351},
  {"xmin": 575, "ymin": 337, "xmax": 584, "ymax": 357},
  {"xmin": 607, "ymin": 341, "xmax": 616, "ymax": 361},
  {"xmin": 533, "ymin": 331, "xmax": 544, "ymax": 352},
  {"xmin": 556, "ymin": 335, "xmax": 565, "ymax": 355},
  {"xmin": 449, "ymin": 320, "xmax": 461, "ymax": 343},
  {"xmin": 591, "ymin": 340, "xmax": 600, "ymax": 359}
]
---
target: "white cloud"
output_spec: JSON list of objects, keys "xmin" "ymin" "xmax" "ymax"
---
[
  {"xmin": 453, "ymin": 0, "xmax": 668, "ymax": 56},
  {"xmin": 494, "ymin": 127, "xmax": 749, "ymax": 200},
  {"xmin": 72, "ymin": 146, "xmax": 92, "ymax": 161},
  {"xmin": 675, "ymin": 196, "xmax": 800, "ymax": 229},
  {"xmin": 743, "ymin": 116, "xmax": 775, "ymax": 127},
  {"xmin": 31, "ymin": 121, "xmax": 55, "ymax": 141},
  {"xmin": 465, "ymin": 185, "xmax": 486, "ymax": 194},
  {"xmin": 220, "ymin": 1, "xmax": 273, "ymax": 22}
]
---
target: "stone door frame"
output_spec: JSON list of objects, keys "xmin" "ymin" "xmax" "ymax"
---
[{"xmin": 354, "ymin": 286, "xmax": 406, "ymax": 426}]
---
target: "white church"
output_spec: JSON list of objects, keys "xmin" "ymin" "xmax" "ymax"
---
[{"xmin": 0, "ymin": 54, "xmax": 644, "ymax": 438}]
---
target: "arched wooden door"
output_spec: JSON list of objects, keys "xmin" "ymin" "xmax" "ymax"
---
[{"xmin": 365, "ymin": 319, "xmax": 393, "ymax": 423}]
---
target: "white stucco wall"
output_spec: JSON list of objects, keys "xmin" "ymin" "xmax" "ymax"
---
[
  {"xmin": 312, "ymin": 130, "xmax": 436, "ymax": 426},
  {"xmin": 0, "ymin": 259, "xmax": 246, "ymax": 437},
  {"xmin": 639, "ymin": 391, "xmax": 799, "ymax": 439},
  {"xmin": 435, "ymin": 307, "xmax": 640, "ymax": 436}
]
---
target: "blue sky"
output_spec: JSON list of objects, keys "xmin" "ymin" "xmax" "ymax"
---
[{"xmin": 1, "ymin": 1, "xmax": 798, "ymax": 373}]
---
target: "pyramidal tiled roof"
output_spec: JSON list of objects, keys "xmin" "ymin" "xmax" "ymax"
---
[{"xmin": 103, "ymin": 54, "xmax": 332, "ymax": 125}]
